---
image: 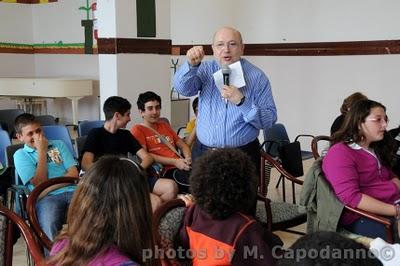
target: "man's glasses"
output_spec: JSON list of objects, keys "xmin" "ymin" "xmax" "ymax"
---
[{"xmin": 213, "ymin": 41, "xmax": 239, "ymax": 50}]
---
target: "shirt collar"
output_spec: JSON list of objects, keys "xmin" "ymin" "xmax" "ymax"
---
[
  {"xmin": 23, "ymin": 144, "xmax": 36, "ymax": 153},
  {"xmin": 23, "ymin": 141, "xmax": 52, "ymax": 153},
  {"xmin": 348, "ymin": 142, "xmax": 362, "ymax": 150}
]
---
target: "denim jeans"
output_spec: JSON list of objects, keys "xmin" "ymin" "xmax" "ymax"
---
[
  {"xmin": 35, "ymin": 191, "xmax": 74, "ymax": 241},
  {"xmin": 343, "ymin": 217, "xmax": 395, "ymax": 241}
]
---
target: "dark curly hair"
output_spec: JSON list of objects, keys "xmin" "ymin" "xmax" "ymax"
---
[
  {"xmin": 189, "ymin": 149, "xmax": 257, "ymax": 220},
  {"xmin": 277, "ymin": 231, "xmax": 381, "ymax": 266}
]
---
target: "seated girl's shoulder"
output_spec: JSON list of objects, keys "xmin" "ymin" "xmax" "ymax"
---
[{"xmin": 327, "ymin": 142, "xmax": 352, "ymax": 154}]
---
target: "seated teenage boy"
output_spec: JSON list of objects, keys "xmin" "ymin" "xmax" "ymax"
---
[
  {"xmin": 81, "ymin": 96, "xmax": 177, "ymax": 210},
  {"xmin": 14, "ymin": 113, "xmax": 79, "ymax": 241},
  {"xmin": 177, "ymin": 149, "xmax": 280, "ymax": 265},
  {"xmin": 130, "ymin": 91, "xmax": 192, "ymax": 193}
]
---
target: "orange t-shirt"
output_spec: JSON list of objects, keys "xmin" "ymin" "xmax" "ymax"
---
[{"xmin": 131, "ymin": 122, "xmax": 180, "ymax": 167}]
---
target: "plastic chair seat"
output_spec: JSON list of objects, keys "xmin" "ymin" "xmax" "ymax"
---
[{"xmin": 301, "ymin": 150, "xmax": 314, "ymax": 160}]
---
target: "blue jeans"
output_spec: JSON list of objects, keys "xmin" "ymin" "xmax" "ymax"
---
[
  {"xmin": 344, "ymin": 217, "xmax": 395, "ymax": 241},
  {"xmin": 35, "ymin": 191, "xmax": 73, "ymax": 241}
]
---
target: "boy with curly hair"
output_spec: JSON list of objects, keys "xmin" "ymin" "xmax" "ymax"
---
[{"xmin": 177, "ymin": 149, "xmax": 278, "ymax": 265}]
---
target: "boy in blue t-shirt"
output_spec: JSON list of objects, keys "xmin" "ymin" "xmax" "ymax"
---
[{"xmin": 14, "ymin": 113, "xmax": 78, "ymax": 242}]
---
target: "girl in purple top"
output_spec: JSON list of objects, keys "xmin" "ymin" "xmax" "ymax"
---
[
  {"xmin": 323, "ymin": 99, "xmax": 400, "ymax": 241},
  {"xmin": 47, "ymin": 155, "xmax": 155, "ymax": 266}
]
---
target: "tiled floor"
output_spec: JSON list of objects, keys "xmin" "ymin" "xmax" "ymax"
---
[{"xmin": 10, "ymin": 132, "xmax": 313, "ymax": 264}]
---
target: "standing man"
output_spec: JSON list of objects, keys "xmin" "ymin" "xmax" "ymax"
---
[{"xmin": 173, "ymin": 26, "xmax": 277, "ymax": 169}]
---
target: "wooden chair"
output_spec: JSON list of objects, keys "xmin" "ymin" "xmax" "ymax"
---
[
  {"xmin": 153, "ymin": 198, "xmax": 187, "ymax": 266},
  {"xmin": 303, "ymin": 159, "xmax": 395, "ymax": 243},
  {"xmin": 258, "ymin": 150, "xmax": 307, "ymax": 234},
  {"xmin": 0, "ymin": 203, "xmax": 44, "ymax": 266},
  {"xmin": 153, "ymin": 198, "xmax": 273, "ymax": 266},
  {"xmin": 311, "ymin": 135, "xmax": 331, "ymax": 159},
  {"xmin": 26, "ymin": 177, "xmax": 80, "ymax": 251}
]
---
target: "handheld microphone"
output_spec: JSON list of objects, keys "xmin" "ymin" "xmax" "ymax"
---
[
  {"xmin": 221, "ymin": 64, "xmax": 231, "ymax": 105},
  {"xmin": 221, "ymin": 64, "xmax": 231, "ymax": 86}
]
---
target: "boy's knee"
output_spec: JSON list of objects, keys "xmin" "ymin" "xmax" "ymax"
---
[{"xmin": 150, "ymin": 193, "xmax": 163, "ymax": 212}]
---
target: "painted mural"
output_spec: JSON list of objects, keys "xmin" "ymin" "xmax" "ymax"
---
[
  {"xmin": 0, "ymin": 0, "xmax": 57, "ymax": 3},
  {"xmin": 0, "ymin": 0, "xmax": 97, "ymax": 54}
]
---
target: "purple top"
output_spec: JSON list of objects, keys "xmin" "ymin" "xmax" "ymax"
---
[
  {"xmin": 50, "ymin": 239, "xmax": 138, "ymax": 266},
  {"xmin": 322, "ymin": 142, "xmax": 400, "ymax": 225}
]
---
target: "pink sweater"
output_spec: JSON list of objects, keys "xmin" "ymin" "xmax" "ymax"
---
[
  {"xmin": 322, "ymin": 142, "xmax": 400, "ymax": 225},
  {"xmin": 50, "ymin": 239, "xmax": 138, "ymax": 266}
]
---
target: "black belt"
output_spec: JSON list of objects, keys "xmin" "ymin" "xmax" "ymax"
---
[{"xmin": 200, "ymin": 139, "xmax": 259, "ymax": 151}]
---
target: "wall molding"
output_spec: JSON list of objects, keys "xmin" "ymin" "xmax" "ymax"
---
[
  {"xmin": 172, "ymin": 40, "xmax": 400, "ymax": 56},
  {"xmin": 2, "ymin": 39, "xmax": 399, "ymax": 55},
  {"xmin": 97, "ymin": 38, "xmax": 171, "ymax": 54},
  {"xmin": 0, "ymin": 0, "xmax": 57, "ymax": 3}
]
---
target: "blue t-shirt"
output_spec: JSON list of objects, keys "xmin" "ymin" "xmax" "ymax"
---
[{"xmin": 14, "ymin": 139, "xmax": 77, "ymax": 193}]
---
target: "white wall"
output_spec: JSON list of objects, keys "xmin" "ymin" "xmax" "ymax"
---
[
  {"xmin": 0, "ymin": 3, "xmax": 33, "ymax": 43},
  {"xmin": 117, "ymin": 54, "xmax": 172, "ymax": 129},
  {"xmin": 34, "ymin": 54, "xmax": 99, "ymax": 123},
  {"xmin": 171, "ymin": 0, "xmax": 400, "ymax": 142},
  {"xmin": 32, "ymin": 0, "xmax": 91, "ymax": 43},
  {"xmin": 171, "ymin": 0, "xmax": 235, "ymax": 44},
  {"xmin": 172, "ymin": 0, "xmax": 400, "ymax": 44}
]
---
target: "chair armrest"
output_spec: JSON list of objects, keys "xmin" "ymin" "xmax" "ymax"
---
[
  {"xmin": 257, "ymin": 193, "xmax": 272, "ymax": 231},
  {"xmin": 260, "ymin": 150, "xmax": 304, "ymax": 185},
  {"xmin": 344, "ymin": 205, "xmax": 392, "ymax": 226}
]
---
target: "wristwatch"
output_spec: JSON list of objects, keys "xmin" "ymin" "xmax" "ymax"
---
[{"xmin": 236, "ymin": 96, "xmax": 246, "ymax": 106}]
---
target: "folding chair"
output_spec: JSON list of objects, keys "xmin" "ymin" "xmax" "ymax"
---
[
  {"xmin": 77, "ymin": 120, "xmax": 104, "ymax": 137},
  {"xmin": 0, "ymin": 109, "xmax": 25, "ymax": 139},
  {"xmin": 261, "ymin": 123, "xmax": 314, "ymax": 202},
  {"xmin": 42, "ymin": 125, "xmax": 76, "ymax": 158},
  {"xmin": 35, "ymin": 115, "xmax": 57, "ymax": 126}
]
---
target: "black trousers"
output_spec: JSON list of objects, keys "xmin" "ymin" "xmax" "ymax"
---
[{"xmin": 193, "ymin": 138, "xmax": 261, "ymax": 171}]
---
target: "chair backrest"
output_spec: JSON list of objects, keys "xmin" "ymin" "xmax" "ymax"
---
[
  {"xmin": 26, "ymin": 176, "xmax": 80, "ymax": 250},
  {"xmin": 153, "ymin": 199, "xmax": 186, "ymax": 266},
  {"xmin": 262, "ymin": 123, "xmax": 290, "ymax": 157},
  {"xmin": 75, "ymin": 135, "xmax": 87, "ymax": 160},
  {"xmin": 6, "ymin": 144, "xmax": 24, "ymax": 185},
  {"xmin": 0, "ymin": 203, "xmax": 44, "ymax": 265},
  {"xmin": 42, "ymin": 125, "xmax": 76, "ymax": 158},
  {"xmin": 259, "ymin": 150, "xmax": 303, "ymax": 198},
  {"xmin": 0, "ymin": 129, "xmax": 11, "ymax": 168},
  {"xmin": 36, "ymin": 115, "xmax": 56, "ymax": 126},
  {"xmin": 77, "ymin": 120, "xmax": 105, "ymax": 137},
  {"xmin": 0, "ymin": 109, "xmax": 25, "ymax": 139},
  {"xmin": 311, "ymin": 135, "xmax": 331, "ymax": 159}
]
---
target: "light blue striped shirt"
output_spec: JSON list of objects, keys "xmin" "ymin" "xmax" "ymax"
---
[{"xmin": 173, "ymin": 58, "xmax": 277, "ymax": 147}]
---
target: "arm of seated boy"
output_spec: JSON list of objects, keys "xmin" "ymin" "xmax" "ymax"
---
[
  {"xmin": 30, "ymin": 133, "xmax": 49, "ymax": 186},
  {"xmin": 136, "ymin": 148, "xmax": 154, "ymax": 169},
  {"xmin": 177, "ymin": 194, "xmax": 195, "ymax": 207},
  {"xmin": 81, "ymin": 151, "xmax": 95, "ymax": 172}
]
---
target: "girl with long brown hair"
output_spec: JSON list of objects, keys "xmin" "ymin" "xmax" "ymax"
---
[
  {"xmin": 48, "ymin": 155, "xmax": 155, "ymax": 265},
  {"xmin": 324, "ymin": 99, "xmax": 400, "ymax": 241}
]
